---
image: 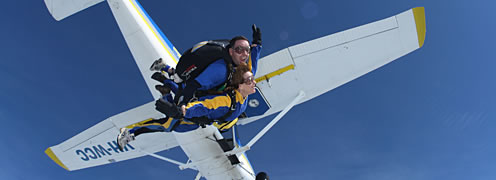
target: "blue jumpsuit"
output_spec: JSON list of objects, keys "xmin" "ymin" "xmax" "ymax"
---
[
  {"xmin": 175, "ymin": 45, "xmax": 261, "ymax": 106},
  {"xmin": 127, "ymin": 45, "xmax": 261, "ymax": 134},
  {"xmin": 196, "ymin": 44, "xmax": 261, "ymax": 90},
  {"xmin": 127, "ymin": 90, "xmax": 248, "ymax": 134}
]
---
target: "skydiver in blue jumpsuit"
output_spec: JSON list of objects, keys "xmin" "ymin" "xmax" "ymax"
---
[
  {"xmin": 117, "ymin": 25, "xmax": 262, "ymax": 150},
  {"xmin": 152, "ymin": 25, "xmax": 262, "ymax": 107},
  {"xmin": 117, "ymin": 64, "xmax": 257, "ymax": 150}
]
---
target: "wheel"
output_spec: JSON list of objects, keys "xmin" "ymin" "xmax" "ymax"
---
[{"xmin": 256, "ymin": 172, "xmax": 269, "ymax": 180}]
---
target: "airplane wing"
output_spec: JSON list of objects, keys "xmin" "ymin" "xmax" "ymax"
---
[
  {"xmin": 44, "ymin": 0, "xmax": 425, "ymax": 172},
  {"xmin": 239, "ymin": 7, "xmax": 426, "ymax": 125},
  {"xmin": 45, "ymin": 101, "xmax": 179, "ymax": 171},
  {"xmin": 44, "ymin": 0, "xmax": 104, "ymax": 21},
  {"xmin": 44, "ymin": 0, "xmax": 185, "ymax": 171}
]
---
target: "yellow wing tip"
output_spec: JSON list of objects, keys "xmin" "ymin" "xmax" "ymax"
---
[
  {"xmin": 45, "ymin": 147, "xmax": 70, "ymax": 171},
  {"xmin": 412, "ymin": 7, "xmax": 426, "ymax": 48}
]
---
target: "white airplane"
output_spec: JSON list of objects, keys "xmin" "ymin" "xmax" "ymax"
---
[{"xmin": 43, "ymin": 0, "xmax": 426, "ymax": 179}]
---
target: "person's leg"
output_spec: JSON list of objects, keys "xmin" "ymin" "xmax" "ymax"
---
[
  {"xmin": 117, "ymin": 118, "xmax": 173, "ymax": 150},
  {"xmin": 128, "ymin": 118, "xmax": 169, "ymax": 137},
  {"xmin": 163, "ymin": 79, "xmax": 179, "ymax": 93}
]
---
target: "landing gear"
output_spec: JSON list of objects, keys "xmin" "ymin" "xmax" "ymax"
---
[{"xmin": 256, "ymin": 172, "xmax": 269, "ymax": 180}]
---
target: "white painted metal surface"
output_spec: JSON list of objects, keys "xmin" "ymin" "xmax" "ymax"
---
[
  {"xmin": 246, "ymin": 91, "xmax": 305, "ymax": 148},
  {"xmin": 44, "ymin": 0, "xmax": 104, "ymax": 21},
  {"xmin": 46, "ymin": 101, "xmax": 178, "ymax": 171},
  {"xmin": 44, "ymin": 1, "xmax": 426, "ymax": 179},
  {"xmin": 107, "ymin": 0, "xmax": 180, "ymax": 99},
  {"xmin": 239, "ymin": 8, "xmax": 424, "ymax": 125},
  {"xmin": 174, "ymin": 126, "xmax": 255, "ymax": 180}
]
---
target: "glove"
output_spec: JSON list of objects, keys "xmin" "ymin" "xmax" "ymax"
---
[
  {"xmin": 251, "ymin": 24, "xmax": 262, "ymax": 45},
  {"xmin": 155, "ymin": 99, "xmax": 183, "ymax": 119}
]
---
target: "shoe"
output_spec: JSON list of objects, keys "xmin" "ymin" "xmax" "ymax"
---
[
  {"xmin": 151, "ymin": 72, "xmax": 167, "ymax": 83},
  {"xmin": 117, "ymin": 128, "xmax": 135, "ymax": 151},
  {"xmin": 150, "ymin": 58, "xmax": 167, "ymax": 71}
]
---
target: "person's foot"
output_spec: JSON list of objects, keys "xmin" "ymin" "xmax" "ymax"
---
[
  {"xmin": 117, "ymin": 128, "xmax": 135, "ymax": 151},
  {"xmin": 155, "ymin": 85, "xmax": 171, "ymax": 95},
  {"xmin": 149, "ymin": 58, "xmax": 167, "ymax": 71},
  {"xmin": 151, "ymin": 72, "xmax": 167, "ymax": 83}
]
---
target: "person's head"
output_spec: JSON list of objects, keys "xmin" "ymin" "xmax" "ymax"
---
[
  {"xmin": 229, "ymin": 36, "xmax": 250, "ymax": 65},
  {"xmin": 227, "ymin": 64, "xmax": 256, "ymax": 97}
]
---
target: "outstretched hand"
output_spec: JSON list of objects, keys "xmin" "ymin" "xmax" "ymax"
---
[{"xmin": 252, "ymin": 24, "xmax": 262, "ymax": 45}]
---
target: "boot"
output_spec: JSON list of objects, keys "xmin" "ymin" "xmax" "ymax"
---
[
  {"xmin": 151, "ymin": 72, "xmax": 167, "ymax": 83},
  {"xmin": 149, "ymin": 58, "xmax": 167, "ymax": 71}
]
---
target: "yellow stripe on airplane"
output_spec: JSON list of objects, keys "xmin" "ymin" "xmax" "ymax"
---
[
  {"xmin": 45, "ymin": 148, "xmax": 69, "ymax": 171},
  {"xmin": 413, "ymin": 7, "xmax": 426, "ymax": 48},
  {"xmin": 255, "ymin": 64, "xmax": 295, "ymax": 83},
  {"xmin": 128, "ymin": 0, "xmax": 178, "ymax": 64}
]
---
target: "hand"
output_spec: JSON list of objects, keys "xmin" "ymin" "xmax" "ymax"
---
[
  {"xmin": 155, "ymin": 99, "xmax": 183, "ymax": 119},
  {"xmin": 251, "ymin": 24, "xmax": 262, "ymax": 45},
  {"xmin": 181, "ymin": 105, "xmax": 186, "ymax": 116}
]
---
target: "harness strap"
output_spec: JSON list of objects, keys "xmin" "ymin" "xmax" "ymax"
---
[
  {"xmin": 217, "ymin": 90, "xmax": 237, "ymax": 124},
  {"xmin": 188, "ymin": 90, "xmax": 237, "ymax": 128}
]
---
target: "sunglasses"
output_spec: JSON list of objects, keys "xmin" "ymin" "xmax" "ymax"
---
[
  {"xmin": 233, "ymin": 46, "xmax": 250, "ymax": 54},
  {"xmin": 243, "ymin": 75, "xmax": 255, "ymax": 85}
]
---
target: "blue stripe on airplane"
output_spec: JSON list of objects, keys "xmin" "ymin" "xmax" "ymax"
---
[
  {"xmin": 133, "ymin": 0, "xmax": 181, "ymax": 60},
  {"xmin": 234, "ymin": 125, "xmax": 255, "ymax": 173}
]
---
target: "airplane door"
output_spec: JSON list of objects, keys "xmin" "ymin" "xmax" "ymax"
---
[{"xmin": 244, "ymin": 87, "xmax": 271, "ymax": 117}]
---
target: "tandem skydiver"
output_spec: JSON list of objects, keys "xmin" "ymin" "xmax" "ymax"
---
[
  {"xmin": 151, "ymin": 24, "xmax": 262, "ymax": 109},
  {"xmin": 116, "ymin": 25, "xmax": 262, "ymax": 150},
  {"xmin": 117, "ymin": 64, "xmax": 257, "ymax": 150}
]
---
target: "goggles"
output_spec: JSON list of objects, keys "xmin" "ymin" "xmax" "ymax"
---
[
  {"xmin": 234, "ymin": 46, "xmax": 250, "ymax": 54},
  {"xmin": 243, "ymin": 75, "xmax": 255, "ymax": 85}
]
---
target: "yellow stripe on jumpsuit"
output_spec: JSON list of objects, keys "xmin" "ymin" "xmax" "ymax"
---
[{"xmin": 127, "ymin": 88, "xmax": 247, "ymax": 137}]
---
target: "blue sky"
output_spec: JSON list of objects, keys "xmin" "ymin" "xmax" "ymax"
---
[{"xmin": 1, "ymin": 0, "xmax": 495, "ymax": 179}]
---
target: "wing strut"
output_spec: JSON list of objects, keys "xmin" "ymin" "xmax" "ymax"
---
[
  {"xmin": 140, "ymin": 149, "xmax": 197, "ymax": 170},
  {"xmin": 247, "ymin": 91, "xmax": 305, "ymax": 147},
  {"xmin": 227, "ymin": 91, "xmax": 305, "ymax": 155}
]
